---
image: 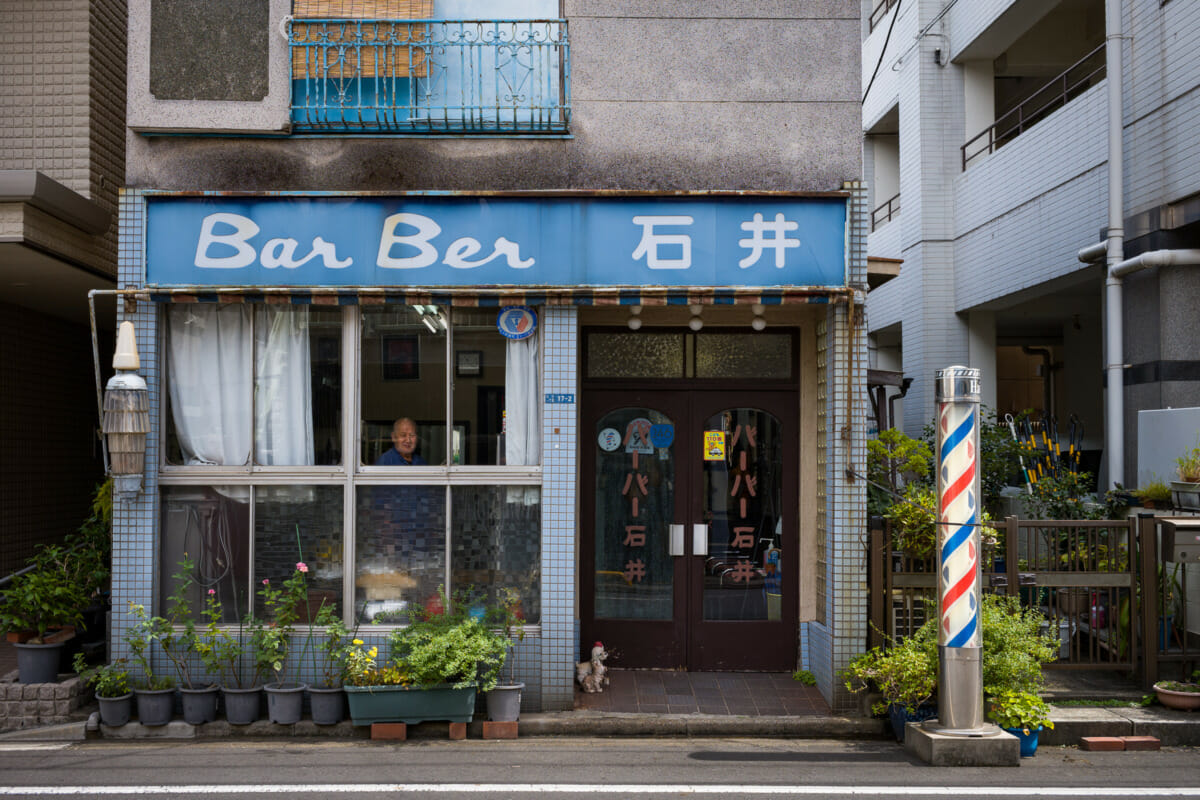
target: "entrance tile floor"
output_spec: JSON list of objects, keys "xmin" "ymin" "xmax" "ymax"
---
[{"xmin": 573, "ymin": 669, "xmax": 831, "ymax": 716}]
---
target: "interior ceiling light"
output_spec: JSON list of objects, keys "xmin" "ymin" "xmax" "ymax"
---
[{"xmin": 627, "ymin": 304, "xmax": 642, "ymax": 331}]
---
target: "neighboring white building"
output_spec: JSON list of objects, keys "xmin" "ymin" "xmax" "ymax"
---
[{"xmin": 863, "ymin": 0, "xmax": 1200, "ymax": 489}]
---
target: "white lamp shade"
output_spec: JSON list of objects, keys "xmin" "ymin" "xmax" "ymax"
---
[{"xmin": 112, "ymin": 321, "xmax": 140, "ymax": 370}]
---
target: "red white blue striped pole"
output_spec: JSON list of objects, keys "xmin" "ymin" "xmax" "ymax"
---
[{"xmin": 929, "ymin": 366, "xmax": 991, "ymax": 735}]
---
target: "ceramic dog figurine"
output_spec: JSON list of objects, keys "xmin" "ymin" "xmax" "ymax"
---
[{"xmin": 576, "ymin": 640, "xmax": 610, "ymax": 693}]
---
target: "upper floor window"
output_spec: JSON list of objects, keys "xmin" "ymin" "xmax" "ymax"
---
[{"xmin": 288, "ymin": 0, "xmax": 570, "ymax": 134}]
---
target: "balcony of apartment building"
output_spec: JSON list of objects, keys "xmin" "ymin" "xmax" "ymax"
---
[
  {"xmin": 288, "ymin": 2, "xmax": 569, "ymax": 134},
  {"xmin": 957, "ymin": 0, "xmax": 1104, "ymax": 165},
  {"xmin": 953, "ymin": 0, "xmax": 1108, "ymax": 266},
  {"xmin": 866, "ymin": 105, "xmax": 901, "ymax": 260},
  {"xmin": 129, "ymin": 0, "xmax": 569, "ymax": 136}
]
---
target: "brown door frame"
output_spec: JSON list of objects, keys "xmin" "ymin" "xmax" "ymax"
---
[{"xmin": 579, "ymin": 386, "xmax": 799, "ymax": 671}]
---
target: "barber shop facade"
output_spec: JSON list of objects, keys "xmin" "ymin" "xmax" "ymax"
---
[{"xmin": 111, "ymin": 189, "xmax": 869, "ymax": 712}]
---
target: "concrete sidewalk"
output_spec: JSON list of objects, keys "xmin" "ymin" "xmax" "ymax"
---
[{"xmin": 3, "ymin": 703, "xmax": 1200, "ymax": 747}]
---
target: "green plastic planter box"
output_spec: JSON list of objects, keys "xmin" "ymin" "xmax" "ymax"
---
[{"xmin": 344, "ymin": 683, "xmax": 477, "ymax": 725}]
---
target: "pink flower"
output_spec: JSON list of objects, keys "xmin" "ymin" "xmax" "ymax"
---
[
  {"xmin": 208, "ymin": 589, "xmax": 215, "ymax": 596},
  {"xmin": 296, "ymin": 562, "xmax": 308, "ymax": 573},
  {"xmin": 262, "ymin": 578, "xmax": 270, "ymax": 585}
]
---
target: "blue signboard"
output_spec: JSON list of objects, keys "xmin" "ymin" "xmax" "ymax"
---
[{"xmin": 144, "ymin": 195, "xmax": 847, "ymax": 288}]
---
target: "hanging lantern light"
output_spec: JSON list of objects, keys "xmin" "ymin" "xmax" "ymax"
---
[{"xmin": 102, "ymin": 321, "xmax": 149, "ymax": 499}]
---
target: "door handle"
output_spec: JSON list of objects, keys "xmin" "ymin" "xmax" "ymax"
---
[
  {"xmin": 669, "ymin": 524, "xmax": 685, "ymax": 557},
  {"xmin": 693, "ymin": 524, "xmax": 709, "ymax": 556}
]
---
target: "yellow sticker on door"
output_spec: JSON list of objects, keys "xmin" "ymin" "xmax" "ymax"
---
[{"xmin": 703, "ymin": 430, "xmax": 726, "ymax": 461}]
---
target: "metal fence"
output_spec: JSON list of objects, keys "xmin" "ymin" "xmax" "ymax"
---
[
  {"xmin": 288, "ymin": 18, "xmax": 570, "ymax": 133},
  {"xmin": 867, "ymin": 515, "xmax": 1196, "ymax": 687}
]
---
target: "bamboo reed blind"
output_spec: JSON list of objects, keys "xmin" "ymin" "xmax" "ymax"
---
[{"xmin": 291, "ymin": 0, "xmax": 433, "ymax": 79}]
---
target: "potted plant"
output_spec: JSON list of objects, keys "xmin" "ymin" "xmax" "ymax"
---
[
  {"xmin": 1153, "ymin": 670, "xmax": 1200, "ymax": 711},
  {"xmin": 161, "ymin": 556, "xmax": 218, "ymax": 724},
  {"xmin": 986, "ymin": 689, "xmax": 1054, "ymax": 756},
  {"xmin": 308, "ymin": 602, "xmax": 352, "ymax": 725},
  {"xmin": 842, "ymin": 624, "xmax": 938, "ymax": 742},
  {"xmin": 484, "ymin": 587, "xmax": 526, "ymax": 722},
  {"xmin": 1171, "ymin": 442, "xmax": 1200, "ymax": 511},
  {"xmin": 124, "ymin": 601, "xmax": 176, "ymax": 726},
  {"xmin": 0, "ymin": 549, "xmax": 89, "ymax": 684},
  {"xmin": 1134, "ymin": 479, "xmax": 1173, "ymax": 509},
  {"xmin": 344, "ymin": 588, "xmax": 507, "ymax": 726},
  {"xmin": 843, "ymin": 594, "xmax": 1059, "ymax": 743},
  {"xmin": 257, "ymin": 563, "xmax": 311, "ymax": 725},
  {"xmin": 73, "ymin": 652, "xmax": 132, "ymax": 727}
]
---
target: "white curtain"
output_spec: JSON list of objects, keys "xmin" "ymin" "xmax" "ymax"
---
[
  {"xmin": 504, "ymin": 329, "xmax": 541, "ymax": 467},
  {"xmin": 167, "ymin": 305, "xmax": 314, "ymax": 468},
  {"xmin": 254, "ymin": 307, "xmax": 315, "ymax": 466},
  {"xmin": 168, "ymin": 305, "xmax": 253, "ymax": 466}
]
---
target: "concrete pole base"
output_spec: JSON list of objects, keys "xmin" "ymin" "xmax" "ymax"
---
[{"xmin": 904, "ymin": 722, "xmax": 1020, "ymax": 766}]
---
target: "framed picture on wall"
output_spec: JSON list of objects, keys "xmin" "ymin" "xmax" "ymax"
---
[
  {"xmin": 456, "ymin": 350, "xmax": 483, "ymax": 377},
  {"xmin": 381, "ymin": 334, "xmax": 420, "ymax": 381}
]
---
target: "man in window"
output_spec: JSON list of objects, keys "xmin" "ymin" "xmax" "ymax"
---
[
  {"xmin": 360, "ymin": 416, "xmax": 442, "ymax": 622},
  {"xmin": 375, "ymin": 417, "xmax": 427, "ymax": 466}
]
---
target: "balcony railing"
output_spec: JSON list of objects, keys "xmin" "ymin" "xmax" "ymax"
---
[
  {"xmin": 961, "ymin": 43, "xmax": 1105, "ymax": 170},
  {"xmin": 287, "ymin": 18, "xmax": 570, "ymax": 134},
  {"xmin": 871, "ymin": 192, "xmax": 900, "ymax": 231}
]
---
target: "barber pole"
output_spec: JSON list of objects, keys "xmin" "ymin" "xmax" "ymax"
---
[{"xmin": 928, "ymin": 366, "xmax": 991, "ymax": 735}]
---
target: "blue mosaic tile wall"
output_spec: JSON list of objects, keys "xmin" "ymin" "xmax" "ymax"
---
[
  {"xmin": 111, "ymin": 189, "xmax": 160, "ymax": 671},
  {"xmin": 539, "ymin": 305, "xmax": 578, "ymax": 711}
]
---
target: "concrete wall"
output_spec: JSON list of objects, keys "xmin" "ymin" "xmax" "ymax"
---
[
  {"xmin": 1, "ymin": 0, "xmax": 124, "ymax": 275},
  {"xmin": 126, "ymin": 1, "xmax": 862, "ymax": 193}
]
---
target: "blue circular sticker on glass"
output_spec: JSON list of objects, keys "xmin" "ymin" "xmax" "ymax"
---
[
  {"xmin": 497, "ymin": 306, "xmax": 537, "ymax": 340},
  {"xmin": 649, "ymin": 424, "xmax": 674, "ymax": 448}
]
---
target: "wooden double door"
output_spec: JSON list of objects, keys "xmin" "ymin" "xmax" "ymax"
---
[{"xmin": 580, "ymin": 388, "xmax": 798, "ymax": 671}]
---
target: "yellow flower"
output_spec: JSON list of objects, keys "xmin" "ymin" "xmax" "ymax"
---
[
  {"xmin": 368, "ymin": 647, "xmax": 378, "ymax": 658},
  {"xmin": 352, "ymin": 639, "xmax": 363, "ymax": 646}
]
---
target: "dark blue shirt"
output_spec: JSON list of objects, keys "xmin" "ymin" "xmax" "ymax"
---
[{"xmin": 375, "ymin": 448, "xmax": 428, "ymax": 466}]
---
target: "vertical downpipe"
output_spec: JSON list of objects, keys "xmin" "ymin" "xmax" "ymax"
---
[{"xmin": 1104, "ymin": 0, "xmax": 1126, "ymax": 490}]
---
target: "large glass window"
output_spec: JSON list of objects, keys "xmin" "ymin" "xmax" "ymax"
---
[
  {"xmin": 160, "ymin": 303, "xmax": 542, "ymax": 625},
  {"xmin": 165, "ymin": 305, "xmax": 342, "ymax": 467}
]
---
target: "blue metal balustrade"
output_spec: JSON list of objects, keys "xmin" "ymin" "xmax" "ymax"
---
[{"xmin": 288, "ymin": 17, "xmax": 569, "ymax": 133}]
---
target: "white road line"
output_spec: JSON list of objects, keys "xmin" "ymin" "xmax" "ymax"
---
[
  {"xmin": 0, "ymin": 745, "xmax": 71, "ymax": 752},
  {"xmin": 1, "ymin": 786, "xmax": 1200, "ymax": 797}
]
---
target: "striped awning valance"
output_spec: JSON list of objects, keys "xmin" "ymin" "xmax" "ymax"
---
[{"xmin": 144, "ymin": 287, "xmax": 844, "ymax": 306}]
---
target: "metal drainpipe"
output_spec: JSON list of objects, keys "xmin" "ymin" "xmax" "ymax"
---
[{"xmin": 1103, "ymin": 0, "xmax": 1125, "ymax": 492}]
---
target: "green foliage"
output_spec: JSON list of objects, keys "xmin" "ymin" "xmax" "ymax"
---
[
  {"xmin": 792, "ymin": 669, "xmax": 817, "ymax": 686},
  {"xmin": 979, "ymin": 595, "xmax": 1060, "ymax": 697},
  {"xmin": 72, "ymin": 652, "xmax": 130, "ymax": 698},
  {"xmin": 253, "ymin": 562, "xmax": 310, "ymax": 685},
  {"xmin": 867, "ymin": 428, "xmax": 933, "ymax": 516},
  {"xmin": 1026, "ymin": 471, "xmax": 1101, "ymax": 520},
  {"xmin": 842, "ymin": 623, "xmax": 938, "ymax": 715},
  {"xmin": 1134, "ymin": 480, "xmax": 1173, "ymax": 504},
  {"xmin": 986, "ymin": 689, "xmax": 1055, "ymax": 733},
  {"xmin": 385, "ymin": 587, "xmax": 508, "ymax": 692},
  {"xmin": 0, "ymin": 479, "xmax": 111, "ymax": 642},
  {"xmin": 842, "ymin": 595, "xmax": 1059, "ymax": 717},
  {"xmin": 312, "ymin": 603, "xmax": 354, "ymax": 688},
  {"xmin": 0, "ymin": 554, "xmax": 88, "ymax": 641},
  {"xmin": 1177, "ymin": 441, "xmax": 1200, "ymax": 483},
  {"xmin": 882, "ymin": 484, "xmax": 999, "ymax": 562},
  {"xmin": 123, "ymin": 601, "xmax": 174, "ymax": 690}
]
